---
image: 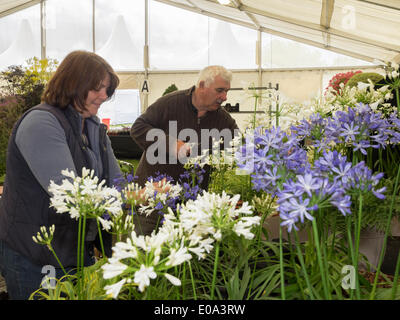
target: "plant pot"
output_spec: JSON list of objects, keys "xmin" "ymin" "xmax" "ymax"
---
[
  {"xmin": 132, "ymin": 211, "xmax": 161, "ymax": 236},
  {"xmin": 108, "ymin": 134, "xmax": 143, "ymax": 159},
  {"xmin": 358, "ymin": 228, "xmax": 385, "ymax": 271}
]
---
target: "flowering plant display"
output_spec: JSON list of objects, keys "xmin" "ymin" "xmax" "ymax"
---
[
  {"xmin": 325, "ymin": 70, "xmax": 362, "ymax": 95},
  {"xmin": 101, "ymin": 191, "xmax": 259, "ymax": 299},
  {"xmin": 28, "ymin": 63, "xmax": 400, "ymax": 301}
]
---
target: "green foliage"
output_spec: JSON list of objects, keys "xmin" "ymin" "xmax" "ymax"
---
[
  {"xmin": 162, "ymin": 83, "xmax": 178, "ymax": 96},
  {"xmin": 0, "ymin": 96, "xmax": 25, "ymax": 176},
  {"xmin": 31, "ymin": 259, "xmax": 109, "ymax": 300},
  {"xmin": 318, "ymin": 178, "xmax": 400, "ymax": 234},
  {"xmin": 346, "ymin": 72, "xmax": 384, "ymax": 88},
  {"xmin": 117, "ymin": 159, "xmax": 137, "ymax": 175},
  {"xmin": 0, "ymin": 57, "xmax": 58, "ymax": 111},
  {"xmin": 0, "ymin": 57, "xmax": 58, "ymax": 177}
]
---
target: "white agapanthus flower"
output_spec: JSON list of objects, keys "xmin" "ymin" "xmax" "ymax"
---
[
  {"xmin": 178, "ymin": 191, "xmax": 259, "ymax": 242},
  {"xmin": 48, "ymin": 168, "xmax": 123, "ymax": 230},
  {"xmin": 164, "ymin": 273, "xmax": 181, "ymax": 286},
  {"xmin": 32, "ymin": 224, "xmax": 55, "ymax": 247},
  {"xmin": 166, "ymin": 244, "xmax": 192, "ymax": 267},
  {"xmin": 134, "ymin": 265, "xmax": 157, "ymax": 292},
  {"xmin": 110, "ymin": 238, "xmax": 138, "ymax": 260},
  {"xmin": 104, "ymin": 279, "xmax": 126, "ymax": 299},
  {"xmin": 101, "ymin": 191, "xmax": 259, "ymax": 298},
  {"xmin": 102, "ymin": 260, "xmax": 128, "ymax": 279},
  {"xmin": 322, "ymin": 78, "xmax": 394, "ymax": 115},
  {"xmin": 233, "ymin": 217, "xmax": 262, "ymax": 240}
]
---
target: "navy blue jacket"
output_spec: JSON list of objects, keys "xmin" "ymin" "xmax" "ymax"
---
[{"xmin": 0, "ymin": 104, "xmax": 112, "ymax": 267}]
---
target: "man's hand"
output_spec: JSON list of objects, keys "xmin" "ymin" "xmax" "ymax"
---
[{"xmin": 176, "ymin": 139, "xmax": 191, "ymax": 158}]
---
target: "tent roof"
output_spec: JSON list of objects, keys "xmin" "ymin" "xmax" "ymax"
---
[
  {"xmin": 1, "ymin": 0, "xmax": 399, "ymax": 64},
  {"xmin": 155, "ymin": 0, "xmax": 400, "ymax": 64},
  {"xmin": 0, "ymin": 0, "xmax": 39, "ymax": 17}
]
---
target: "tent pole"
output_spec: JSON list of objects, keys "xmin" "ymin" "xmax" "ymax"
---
[{"xmin": 40, "ymin": 0, "xmax": 46, "ymax": 60}]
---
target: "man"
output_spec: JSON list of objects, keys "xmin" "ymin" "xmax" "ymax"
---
[{"xmin": 130, "ymin": 65, "xmax": 239, "ymax": 189}]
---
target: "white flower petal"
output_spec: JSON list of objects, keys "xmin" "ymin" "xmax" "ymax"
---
[{"xmin": 164, "ymin": 273, "xmax": 181, "ymax": 286}]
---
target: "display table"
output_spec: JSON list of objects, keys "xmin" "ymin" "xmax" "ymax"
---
[{"xmin": 108, "ymin": 134, "xmax": 143, "ymax": 159}]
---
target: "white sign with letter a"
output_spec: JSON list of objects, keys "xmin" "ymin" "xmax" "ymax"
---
[{"xmin": 142, "ymin": 80, "xmax": 149, "ymax": 94}]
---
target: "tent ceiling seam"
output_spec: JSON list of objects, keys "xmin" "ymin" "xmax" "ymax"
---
[
  {"xmin": 230, "ymin": 0, "xmax": 261, "ymax": 30},
  {"xmin": 239, "ymin": 4, "xmax": 400, "ymax": 52},
  {"xmin": 0, "ymin": 0, "xmax": 40, "ymax": 18},
  {"xmin": 355, "ymin": 0, "xmax": 400, "ymax": 11},
  {"xmin": 320, "ymin": 0, "xmax": 335, "ymax": 29}
]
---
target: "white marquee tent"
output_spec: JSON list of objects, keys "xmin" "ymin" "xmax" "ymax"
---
[
  {"xmin": 0, "ymin": 0, "xmax": 399, "ymax": 65},
  {"xmin": 0, "ymin": 17, "xmax": 39, "ymax": 67}
]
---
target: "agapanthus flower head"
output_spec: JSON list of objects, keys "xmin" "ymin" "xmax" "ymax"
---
[
  {"xmin": 236, "ymin": 125, "xmax": 309, "ymax": 195},
  {"xmin": 113, "ymin": 172, "xmax": 138, "ymax": 193},
  {"xmin": 348, "ymin": 161, "xmax": 386, "ymax": 198},
  {"xmin": 179, "ymin": 164, "xmax": 205, "ymax": 191},
  {"xmin": 277, "ymin": 149, "xmax": 386, "ymax": 232},
  {"xmin": 32, "ymin": 225, "xmax": 55, "ymax": 249},
  {"xmin": 101, "ymin": 218, "xmax": 194, "ymax": 298},
  {"xmin": 134, "ymin": 265, "xmax": 157, "ymax": 292},
  {"xmin": 48, "ymin": 168, "xmax": 123, "ymax": 230},
  {"xmin": 137, "ymin": 178, "xmax": 182, "ymax": 217},
  {"xmin": 177, "ymin": 191, "xmax": 259, "ymax": 242},
  {"xmin": 147, "ymin": 171, "xmax": 174, "ymax": 183}
]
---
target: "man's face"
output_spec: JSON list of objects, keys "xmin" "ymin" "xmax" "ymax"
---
[{"xmin": 199, "ymin": 75, "xmax": 230, "ymax": 112}]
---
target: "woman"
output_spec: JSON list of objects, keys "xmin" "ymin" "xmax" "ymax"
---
[{"xmin": 0, "ymin": 50, "xmax": 122, "ymax": 299}]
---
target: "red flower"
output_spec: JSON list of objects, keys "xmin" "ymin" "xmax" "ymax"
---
[{"xmin": 326, "ymin": 70, "xmax": 362, "ymax": 95}]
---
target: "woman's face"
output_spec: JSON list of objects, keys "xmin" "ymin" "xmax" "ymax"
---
[{"xmin": 80, "ymin": 74, "xmax": 110, "ymax": 118}]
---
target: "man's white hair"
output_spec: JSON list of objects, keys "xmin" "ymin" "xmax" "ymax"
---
[{"xmin": 196, "ymin": 65, "xmax": 232, "ymax": 88}]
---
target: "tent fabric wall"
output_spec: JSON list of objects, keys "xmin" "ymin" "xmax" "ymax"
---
[
  {"xmin": 0, "ymin": 0, "xmax": 399, "ymax": 63},
  {"xmin": 118, "ymin": 64, "xmax": 381, "ymax": 131}
]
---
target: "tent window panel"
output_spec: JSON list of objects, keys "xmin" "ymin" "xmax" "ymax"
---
[
  {"xmin": 262, "ymin": 33, "xmax": 371, "ymax": 68},
  {"xmin": 0, "ymin": 5, "xmax": 40, "ymax": 71},
  {"xmin": 208, "ymin": 18, "xmax": 257, "ymax": 69},
  {"xmin": 149, "ymin": 0, "xmax": 209, "ymax": 70},
  {"xmin": 46, "ymin": 0, "xmax": 92, "ymax": 62},
  {"xmin": 97, "ymin": 89, "xmax": 141, "ymax": 126},
  {"xmin": 95, "ymin": 0, "xmax": 145, "ymax": 71}
]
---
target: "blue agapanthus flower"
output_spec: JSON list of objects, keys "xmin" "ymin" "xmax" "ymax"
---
[
  {"xmin": 236, "ymin": 126, "xmax": 309, "ymax": 195},
  {"xmin": 236, "ymin": 121, "xmax": 387, "ymax": 232}
]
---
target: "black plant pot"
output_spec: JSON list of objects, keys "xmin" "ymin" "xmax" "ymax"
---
[
  {"xmin": 108, "ymin": 134, "xmax": 143, "ymax": 159},
  {"xmin": 381, "ymin": 236, "xmax": 400, "ymax": 275}
]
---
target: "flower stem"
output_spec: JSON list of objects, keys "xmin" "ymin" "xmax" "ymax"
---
[
  {"xmin": 279, "ymin": 225, "xmax": 286, "ymax": 300},
  {"xmin": 78, "ymin": 213, "xmax": 87, "ymax": 300},
  {"xmin": 247, "ymin": 206, "xmax": 273, "ymax": 300},
  {"xmin": 210, "ymin": 242, "xmax": 220, "ymax": 300},
  {"xmin": 391, "ymin": 251, "xmax": 400, "ymax": 299},
  {"xmin": 188, "ymin": 261, "xmax": 197, "ymax": 300},
  {"xmin": 311, "ymin": 218, "xmax": 331, "ymax": 299},
  {"xmin": 353, "ymin": 194, "xmax": 363, "ymax": 300},
  {"xmin": 48, "ymin": 244, "xmax": 67, "ymax": 276},
  {"xmin": 294, "ymin": 230, "xmax": 315, "ymax": 300},
  {"xmin": 370, "ymin": 162, "xmax": 400, "ymax": 299},
  {"xmin": 346, "ymin": 216, "xmax": 355, "ymax": 300},
  {"xmin": 96, "ymin": 220, "xmax": 105, "ymax": 258},
  {"xmin": 288, "ymin": 235, "xmax": 306, "ymax": 299},
  {"xmin": 395, "ymin": 87, "xmax": 400, "ymax": 114},
  {"xmin": 76, "ymin": 215, "xmax": 82, "ymax": 300}
]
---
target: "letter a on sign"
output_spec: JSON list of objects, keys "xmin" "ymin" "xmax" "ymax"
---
[{"xmin": 142, "ymin": 80, "xmax": 149, "ymax": 94}]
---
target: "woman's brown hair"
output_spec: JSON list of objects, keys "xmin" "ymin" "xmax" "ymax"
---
[{"xmin": 42, "ymin": 50, "xmax": 119, "ymax": 111}]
